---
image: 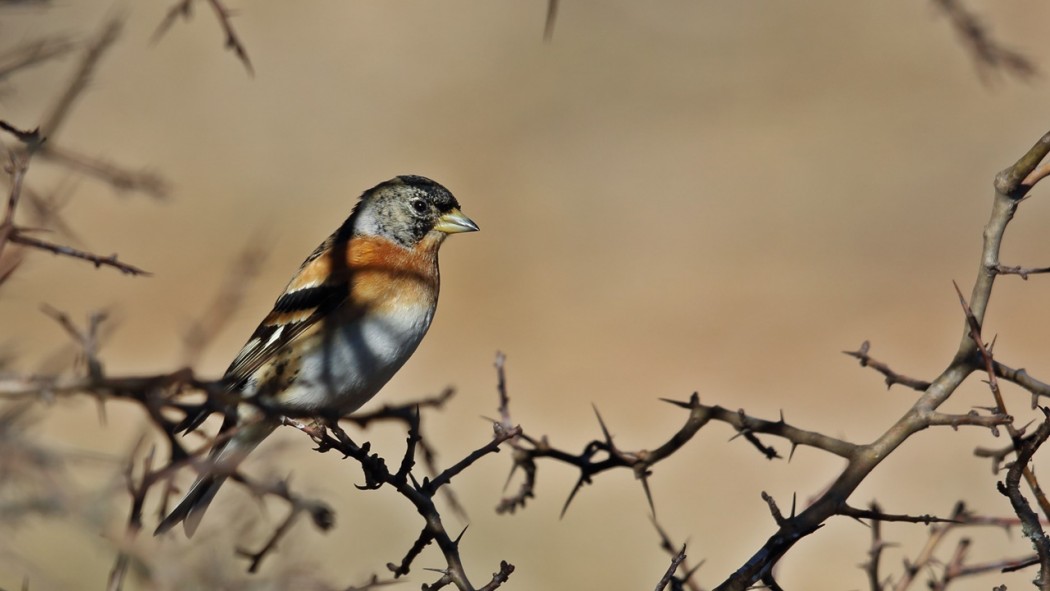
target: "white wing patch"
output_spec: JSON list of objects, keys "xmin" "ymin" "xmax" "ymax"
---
[{"xmin": 263, "ymin": 325, "xmax": 285, "ymax": 349}]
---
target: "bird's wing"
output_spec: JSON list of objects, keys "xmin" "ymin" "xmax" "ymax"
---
[{"xmin": 224, "ymin": 236, "xmax": 355, "ymax": 388}]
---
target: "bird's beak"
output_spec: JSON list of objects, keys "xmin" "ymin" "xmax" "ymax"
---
[{"xmin": 434, "ymin": 208, "xmax": 480, "ymax": 234}]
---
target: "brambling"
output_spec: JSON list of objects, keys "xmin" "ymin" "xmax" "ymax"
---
[{"xmin": 155, "ymin": 175, "xmax": 478, "ymax": 536}]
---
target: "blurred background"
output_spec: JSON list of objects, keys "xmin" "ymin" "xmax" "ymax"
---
[{"xmin": 2, "ymin": 1, "xmax": 1050, "ymax": 589}]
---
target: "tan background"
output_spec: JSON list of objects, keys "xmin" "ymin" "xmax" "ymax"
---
[{"xmin": 3, "ymin": 1, "xmax": 1050, "ymax": 589}]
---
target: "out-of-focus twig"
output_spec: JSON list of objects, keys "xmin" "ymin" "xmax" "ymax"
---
[
  {"xmin": 38, "ymin": 143, "xmax": 169, "ymax": 199},
  {"xmin": 4, "ymin": 15, "xmax": 172, "ymax": 201},
  {"xmin": 181, "ymin": 238, "xmax": 270, "ymax": 365},
  {"xmin": 1, "ymin": 121, "xmax": 152, "ymax": 277},
  {"xmin": 39, "ymin": 16, "xmax": 122, "ymax": 138},
  {"xmin": 0, "ymin": 35, "xmax": 75, "ymax": 81},
  {"xmin": 153, "ymin": 0, "xmax": 253, "ymax": 75},
  {"xmin": 543, "ymin": 0, "xmax": 558, "ymax": 42},
  {"xmin": 653, "ymin": 518, "xmax": 704, "ymax": 591},
  {"xmin": 932, "ymin": 0, "xmax": 1036, "ymax": 82},
  {"xmin": 708, "ymin": 126, "xmax": 1050, "ymax": 591},
  {"xmin": 0, "ymin": 122, "xmax": 45, "ymax": 263}
]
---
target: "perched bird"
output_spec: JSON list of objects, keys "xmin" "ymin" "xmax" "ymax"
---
[{"xmin": 155, "ymin": 175, "xmax": 478, "ymax": 536}]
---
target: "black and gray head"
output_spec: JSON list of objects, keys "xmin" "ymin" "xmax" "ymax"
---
[{"xmin": 349, "ymin": 175, "xmax": 479, "ymax": 247}]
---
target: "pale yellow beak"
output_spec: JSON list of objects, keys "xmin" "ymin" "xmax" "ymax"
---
[{"xmin": 434, "ymin": 208, "xmax": 479, "ymax": 234}]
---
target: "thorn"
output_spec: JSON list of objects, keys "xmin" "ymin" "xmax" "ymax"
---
[
  {"xmin": 560, "ymin": 476, "xmax": 588, "ymax": 519},
  {"xmin": 501, "ymin": 463, "xmax": 519, "ymax": 492},
  {"xmin": 453, "ymin": 525, "xmax": 469, "ymax": 545},
  {"xmin": 592, "ymin": 404, "xmax": 613, "ymax": 444},
  {"xmin": 659, "ymin": 397, "xmax": 692, "ymax": 409}
]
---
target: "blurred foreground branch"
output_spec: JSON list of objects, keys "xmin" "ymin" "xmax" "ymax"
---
[{"xmin": 0, "ymin": 121, "xmax": 150, "ymax": 277}]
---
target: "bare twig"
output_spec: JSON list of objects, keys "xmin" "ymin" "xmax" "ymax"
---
[
  {"xmin": 20, "ymin": 179, "xmax": 85, "ymax": 243},
  {"xmin": 954, "ymin": 279, "xmax": 1050, "ymax": 520},
  {"xmin": 37, "ymin": 143, "xmax": 169, "ymax": 198},
  {"xmin": 843, "ymin": 341, "xmax": 932, "ymax": 391},
  {"xmin": 107, "ymin": 440, "xmax": 153, "ymax": 591},
  {"xmin": 0, "ymin": 122, "xmax": 45, "ymax": 263},
  {"xmin": 932, "ymin": 0, "xmax": 1036, "ymax": 82},
  {"xmin": 288, "ymin": 419, "xmax": 518, "ymax": 590},
  {"xmin": 39, "ymin": 16, "xmax": 122, "ymax": 138},
  {"xmin": 890, "ymin": 502, "xmax": 968, "ymax": 591},
  {"xmin": 498, "ymin": 382, "xmax": 863, "ymax": 522},
  {"xmin": 861, "ymin": 502, "xmax": 888, "ymax": 591},
  {"xmin": 839, "ymin": 504, "xmax": 958, "ymax": 526},
  {"xmin": 708, "ymin": 127, "xmax": 1050, "ymax": 590},
  {"xmin": 235, "ymin": 475, "xmax": 334, "ymax": 573},
  {"xmin": 543, "ymin": 0, "xmax": 559, "ymax": 42},
  {"xmin": 994, "ymin": 130, "xmax": 1050, "ymax": 198},
  {"xmin": 652, "ymin": 518, "xmax": 704, "ymax": 591},
  {"xmin": 993, "ymin": 361, "xmax": 1050, "ymax": 406},
  {"xmin": 0, "ymin": 121, "xmax": 44, "ymax": 146},
  {"xmin": 154, "ymin": 0, "xmax": 254, "ymax": 75},
  {"xmin": 0, "ymin": 36, "xmax": 75, "ymax": 81},
  {"xmin": 996, "ymin": 408, "xmax": 1050, "ymax": 588},
  {"xmin": 993, "ymin": 263, "xmax": 1050, "ymax": 280},
  {"xmin": 180, "ymin": 238, "xmax": 270, "ymax": 365},
  {"xmin": 655, "ymin": 545, "xmax": 687, "ymax": 591},
  {"xmin": 10, "ymin": 230, "xmax": 150, "ymax": 276},
  {"xmin": 1022, "ymin": 162, "xmax": 1050, "ymax": 188}
]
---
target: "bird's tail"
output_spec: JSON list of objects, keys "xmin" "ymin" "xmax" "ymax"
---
[{"xmin": 154, "ymin": 417, "xmax": 277, "ymax": 537}]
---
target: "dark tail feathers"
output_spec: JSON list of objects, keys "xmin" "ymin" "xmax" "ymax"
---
[{"xmin": 154, "ymin": 471, "xmax": 227, "ymax": 537}]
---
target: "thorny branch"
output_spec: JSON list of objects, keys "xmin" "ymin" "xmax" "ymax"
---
[
  {"xmin": 495, "ymin": 369, "xmax": 1007, "ymax": 521},
  {"xmin": 5, "ymin": 11, "xmax": 1050, "ymax": 589},
  {"xmin": 285, "ymin": 417, "xmax": 519, "ymax": 589},
  {"xmin": 487, "ymin": 128, "xmax": 1050, "ymax": 590},
  {"xmin": 997, "ymin": 408, "xmax": 1050, "ymax": 587},
  {"xmin": 706, "ymin": 127, "xmax": 1050, "ymax": 590},
  {"xmin": 1, "ymin": 16, "xmax": 172, "ymax": 201},
  {"xmin": 654, "ymin": 545, "xmax": 688, "ymax": 591},
  {"xmin": 653, "ymin": 518, "xmax": 704, "ymax": 591},
  {"xmin": 0, "ymin": 121, "xmax": 151, "ymax": 276},
  {"xmin": 843, "ymin": 341, "xmax": 932, "ymax": 392},
  {"xmin": 0, "ymin": 17, "xmax": 169, "ymax": 276},
  {"xmin": 2, "ymin": 306, "xmax": 518, "ymax": 591},
  {"xmin": 8, "ymin": 230, "xmax": 150, "ymax": 275}
]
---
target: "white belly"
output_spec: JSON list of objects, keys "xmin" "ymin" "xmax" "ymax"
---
[{"xmin": 276, "ymin": 304, "xmax": 434, "ymax": 414}]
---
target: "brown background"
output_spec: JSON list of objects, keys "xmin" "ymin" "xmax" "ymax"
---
[{"xmin": 3, "ymin": 2, "xmax": 1050, "ymax": 589}]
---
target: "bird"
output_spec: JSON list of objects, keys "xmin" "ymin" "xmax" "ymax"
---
[{"xmin": 155, "ymin": 175, "xmax": 478, "ymax": 537}]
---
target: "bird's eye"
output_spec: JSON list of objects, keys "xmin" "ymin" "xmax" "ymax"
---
[{"xmin": 410, "ymin": 199, "xmax": 427, "ymax": 214}]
